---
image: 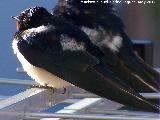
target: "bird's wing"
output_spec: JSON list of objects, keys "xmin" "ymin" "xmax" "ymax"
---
[
  {"xmin": 86, "ymin": 14, "xmax": 160, "ymax": 92},
  {"xmin": 88, "ymin": 8, "xmax": 160, "ymax": 92},
  {"xmin": 96, "ymin": 37, "xmax": 159, "ymax": 94},
  {"xmin": 118, "ymin": 33, "xmax": 160, "ymax": 92},
  {"xmin": 52, "ymin": 0, "xmax": 159, "ymax": 104},
  {"xmin": 81, "ymin": 22, "xmax": 159, "ymax": 92},
  {"xmin": 16, "ymin": 25, "xmax": 159, "ymax": 112},
  {"xmin": 98, "ymin": 44, "xmax": 156, "ymax": 92},
  {"xmin": 102, "ymin": 13, "xmax": 160, "ymax": 92}
]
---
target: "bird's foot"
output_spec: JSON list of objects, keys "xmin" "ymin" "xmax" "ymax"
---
[
  {"xmin": 31, "ymin": 83, "xmax": 54, "ymax": 90},
  {"xmin": 30, "ymin": 84, "xmax": 67, "ymax": 94},
  {"xmin": 61, "ymin": 87, "xmax": 67, "ymax": 94}
]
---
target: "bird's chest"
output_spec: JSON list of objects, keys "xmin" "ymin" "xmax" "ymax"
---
[{"xmin": 12, "ymin": 39, "xmax": 70, "ymax": 88}]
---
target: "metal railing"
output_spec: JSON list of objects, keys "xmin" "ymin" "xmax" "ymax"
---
[
  {"xmin": 0, "ymin": 78, "xmax": 159, "ymax": 120},
  {"xmin": 25, "ymin": 112, "xmax": 159, "ymax": 120}
]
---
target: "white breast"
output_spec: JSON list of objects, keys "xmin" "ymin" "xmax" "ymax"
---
[{"xmin": 12, "ymin": 39, "xmax": 70, "ymax": 88}]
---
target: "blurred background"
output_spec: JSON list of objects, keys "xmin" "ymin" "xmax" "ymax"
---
[
  {"xmin": 117, "ymin": 0, "xmax": 160, "ymax": 67},
  {"xmin": 0, "ymin": 0, "xmax": 159, "ymax": 95}
]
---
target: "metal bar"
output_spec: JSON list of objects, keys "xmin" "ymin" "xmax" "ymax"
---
[
  {"xmin": 72, "ymin": 93, "xmax": 98, "ymax": 98},
  {"xmin": 88, "ymin": 109, "xmax": 158, "ymax": 117},
  {"xmin": 60, "ymin": 98, "xmax": 80, "ymax": 104},
  {"xmin": 0, "ymin": 78, "xmax": 37, "ymax": 86},
  {"xmin": 41, "ymin": 98, "xmax": 102, "ymax": 120},
  {"xmin": 0, "ymin": 88, "xmax": 50, "ymax": 120},
  {"xmin": 0, "ymin": 86, "xmax": 75, "ymax": 120},
  {"xmin": 73, "ymin": 93, "xmax": 160, "ymax": 99},
  {"xmin": 25, "ymin": 113, "xmax": 159, "ymax": 120},
  {"xmin": 140, "ymin": 93, "xmax": 160, "ymax": 99},
  {"xmin": 0, "ymin": 78, "xmax": 159, "ymax": 120},
  {"xmin": 0, "ymin": 88, "xmax": 47, "ymax": 110},
  {"xmin": 0, "ymin": 95, "xmax": 9, "ymax": 101},
  {"xmin": 56, "ymin": 98, "xmax": 102, "ymax": 114},
  {"xmin": 0, "ymin": 78, "xmax": 160, "ymax": 99}
]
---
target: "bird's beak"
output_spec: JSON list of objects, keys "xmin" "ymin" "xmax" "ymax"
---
[
  {"xmin": 11, "ymin": 16, "xmax": 21, "ymax": 30},
  {"xmin": 11, "ymin": 16, "xmax": 20, "ymax": 21}
]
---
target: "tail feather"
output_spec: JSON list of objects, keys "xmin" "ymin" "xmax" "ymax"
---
[
  {"xmin": 94, "ymin": 64, "xmax": 160, "ymax": 113},
  {"xmin": 100, "ymin": 45, "xmax": 159, "ymax": 93},
  {"xmin": 121, "ymin": 49, "xmax": 160, "ymax": 92},
  {"xmin": 136, "ymin": 55, "xmax": 160, "ymax": 84}
]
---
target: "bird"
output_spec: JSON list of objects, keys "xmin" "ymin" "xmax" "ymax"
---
[
  {"xmin": 12, "ymin": 6, "xmax": 160, "ymax": 112},
  {"xmin": 52, "ymin": 0, "xmax": 160, "ymax": 93}
]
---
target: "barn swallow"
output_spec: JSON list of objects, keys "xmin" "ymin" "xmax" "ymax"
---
[
  {"xmin": 12, "ymin": 6, "xmax": 160, "ymax": 112},
  {"xmin": 53, "ymin": 0, "xmax": 160, "ymax": 93}
]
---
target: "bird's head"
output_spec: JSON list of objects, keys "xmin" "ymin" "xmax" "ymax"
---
[{"xmin": 12, "ymin": 6, "xmax": 53, "ymax": 31}]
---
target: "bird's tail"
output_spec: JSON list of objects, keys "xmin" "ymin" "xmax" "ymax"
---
[
  {"xmin": 93, "ymin": 65, "xmax": 160, "ymax": 113},
  {"xmin": 118, "ymin": 33, "xmax": 160, "ymax": 92},
  {"xmin": 99, "ymin": 44, "xmax": 159, "ymax": 93},
  {"xmin": 119, "ymin": 48, "xmax": 160, "ymax": 92}
]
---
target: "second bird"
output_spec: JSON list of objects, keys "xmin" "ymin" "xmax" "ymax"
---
[{"xmin": 53, "ymin": 0, "xmax": 160, "ymax": 93}]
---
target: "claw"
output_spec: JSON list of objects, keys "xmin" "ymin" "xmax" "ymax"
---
[
  {"xmin": 30, "ymin": 84, "xmax": 54, "ymax": 91},
  {"xmin": 61, "ymin": 87, "xmax": 67, "ymax": 94}
]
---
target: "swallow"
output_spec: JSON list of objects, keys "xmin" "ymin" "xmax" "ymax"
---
[
  {"xmin": 12, "ymin": 6, "xmax": 160, "ymax": 112},
  {"xmin": 52, "ymin": 0, "xmax": 160, "ymax": 93}
]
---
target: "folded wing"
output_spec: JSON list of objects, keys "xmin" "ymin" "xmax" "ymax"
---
[{"xmin": 16, "ymin": 25, "xmax": 160, "ymax": 112}]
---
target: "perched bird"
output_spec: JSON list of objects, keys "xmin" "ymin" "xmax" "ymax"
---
[
  {"xmin": 12, "ymin": 6, "xmax": 160, "ymax": 112},
  {"xmin": 53, "ymin": 0, "xmax": 160, "ymax": 93}
]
